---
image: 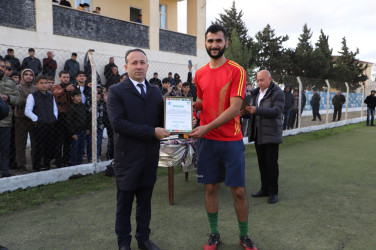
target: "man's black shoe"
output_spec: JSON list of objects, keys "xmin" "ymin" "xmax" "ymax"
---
[
  {"xmin": 311, "ymin": 119, "xmax": 316, "ymax": 121},
  {"xmin": 138, "ymin": 240, "xmax": 160, "ymax": 250},
  {"xmin": 371, "ymin": 124, "xmax": 375, "ymax": 126},
  {"xmin": 268, "ymin": 194, "xmax": 278, "ymax": 204},
  {"xmin": 2, "ymin": 173, "xmax": 11, "ymax": 178},
  {"xmin": 119, "ymin": 246, "xmax": 131, "ymax": 250},
  {"xmin": 0, "ymin": 245, "xmax": 9, "ymax": 250},
  {"xmin": 251, "ymin": 190, "xmax": 269, "ymax": 197}
]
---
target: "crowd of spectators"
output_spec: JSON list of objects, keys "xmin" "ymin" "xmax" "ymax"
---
[{"xmin": 0, "ymin": 48, "xmax": 198, "ymax": 178}]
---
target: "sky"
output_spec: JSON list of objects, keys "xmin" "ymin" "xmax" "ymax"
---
[{"xmin": 178, "ymin": 0, "xmax": 376, "ymax": 64}]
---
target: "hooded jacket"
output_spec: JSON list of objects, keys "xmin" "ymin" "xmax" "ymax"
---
[
  {"xmin": 283, "ymin": 84, "xmax": 294, "ymax": 110},
  {"xmin": 15, "ymin": 69, "xmax": 38, "ymax": 118},
  {"xmin": 0, "ymin": 75, "xmax": 21, "ymax": 127}
]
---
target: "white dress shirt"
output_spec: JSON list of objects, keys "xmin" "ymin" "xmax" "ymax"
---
[
  {"xmin": 129, "ymin": 78, "xmax": 147, "ymax": 95},
  {"xmin": 24, "ymin": 93, "xmax": 58, "ymax": 122},
  {"xmin": 257, "ymin": 88, "xmax": 268, "ymax": 107}
]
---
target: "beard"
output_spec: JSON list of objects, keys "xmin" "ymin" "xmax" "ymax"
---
[{"xmin": 206, "ymin": 46, "xmax": 226, "ymax": 59}]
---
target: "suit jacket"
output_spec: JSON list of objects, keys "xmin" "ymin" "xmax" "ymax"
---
[{"xmin": 107, "ymin": 77, "xmax": 164, "ymax": 191}]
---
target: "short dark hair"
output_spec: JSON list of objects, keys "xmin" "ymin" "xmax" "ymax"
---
[
  {"xmin": 28, "ymin": 48, "xmax": 35, "ymax": 52},
  {"xmin": 153, "ymin": 72, "xmax": 158, "ymax": 75},
  {"xmin": 162, "ymin": 78, "xmax": 170, "ymax": 84},
  {"xmin": 7, "ymin": 48, "xmax": 14, "ymax": 52},
  {"xmin": 59, "ymin": 70, "xmax": 69, "ymax": 77},
  {"xmin": 36, "ymin": 75, "xmax": 48, "ymax": 83},
  {"xmin": 71, "ymin": 89, "xmax": 82, "ymax": 97},
  {"xmin": 168, "ymin": 72, "xmax": 172, "ymax": 75},
  {"xmin": 76, "ymin": 71, "xmax": 85, "ymax": 77},
  {"xmin": 205, "ymin": 24, "xmax": 227, "ymax": 40},
  {"xmin": 96, "ymin": 6, "xmax": 101, "ymax": 10},
  {"xmin": 72, "ymin": 53, "xmax": 77, "ymax": 57},
  {"xmin": 125, "ymin": 48, "xmax": 147, "ymax": 64},
  {"xmin": 182, "ymin": 82, "xmax": 190, "ymax": 87},
  {"xmin": 46, "ymin": 75, "xmax": 54, "ymax": 81}
]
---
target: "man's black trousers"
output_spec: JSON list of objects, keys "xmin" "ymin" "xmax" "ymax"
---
[
  {"xmin": 115, "ymin": 186, "xmax": 154, "ymax": 248},
  {"xmin": 255, "ymin": 143, "xmax": 279, "ymax": 195}
]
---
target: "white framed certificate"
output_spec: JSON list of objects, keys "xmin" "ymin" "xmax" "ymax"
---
[{"xmin": 164, "ymin": 97, "xmax": 193, "ymax": 134}]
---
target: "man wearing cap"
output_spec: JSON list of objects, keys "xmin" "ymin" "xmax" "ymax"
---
[
  {"xmin": 364, "ymin": 90, "xmax": 376, "ymax": 126},
  {"xmin": 43, "ymin": 51, "xmax": 58, "ymax": 78},
  {"xmin": 21, "ymin": 48, "xmax": 42, "ymax": 77},
  {"xmin": 4, "ymin": 48, "xmax": 21, "ymax": 73}
]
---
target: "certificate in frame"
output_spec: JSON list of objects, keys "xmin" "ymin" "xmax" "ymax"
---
[{"xmin": 164, "ymin": 97, "xmax": 193, "ymax": 134}]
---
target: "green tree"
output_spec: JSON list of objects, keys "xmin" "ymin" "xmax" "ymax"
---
[
  {"xmin": 313, "ymin": 29, "xmax": 333, "ymax": 79},
  {"xmin": 254, "ymin": 24, "xmax": 289, "ymax": 83},
  {"xmin": 294, "ymin": 24, "xmax": 315, "ymax": 78},
  {"xmin": 332, "ymin": 37, "xmax": 368, "ymax": 90},
  {"xmin": 225, "ymin": 29, "xmax": 252, "ymax": 72},
  {"xmin": 212, "ymin": 1, "xmax": 254, "ymax": 67}
]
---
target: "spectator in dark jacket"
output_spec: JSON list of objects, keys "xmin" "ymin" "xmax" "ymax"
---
[
  {"xmin": 64, "ymin": 53, "xmax": 80, "ymax": 83},
  {"xmin": 364, "ymin": 90, "xmax": 376, "ymax": 126},
  {"xmin": 244, "ymin": 70, "xmax": 284, "ymax": 204},
  {"xmin": 105, "ymin": 66, "xmax": 121, "ymax": 89},
  {"xmin": 42, "ymin": 51, "xmax": 57, "ymax": 78},
  {"xmin": 104, "ymin": 57, "xmax": 117, "ymax": 81},
  {"xmin": 187, "ymin": 64, "xmax": 197, "ymax": 101},
  {"xmin": 331, "ymin": 91, "xmax": 346, "ymax": 121},
  {"xmin": 21, "ymin": 48, "xmax": 42, "ymax": 77},
  {"xmin": 84, "ymin": 50, "xmax": 101, "ymax": 86},
  {"xmin": 283, "ymin": 84, "xmax": 294, "ymax": 130},
  {"xmin": 149, "ymin": 72, "xmax": 161, "ymax": 89},
  {"xmin": 67, "ymin": 89, "xmax": 90, "ymax": 165},
  {"xmin": 4, "ymin": 48, "xmax": 21, "ymax": 73},
  {"xmin": 0, "ymin": 97, "xmax": 9, "ymax": 120},
  {"xmin": 310, "ymin": 89, "xmax": 321, "ymax": 121}
]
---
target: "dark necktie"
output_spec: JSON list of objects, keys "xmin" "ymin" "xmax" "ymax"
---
[{"xmin": 137, "ymin": 83, "xmax": 146, "ymax": 98}]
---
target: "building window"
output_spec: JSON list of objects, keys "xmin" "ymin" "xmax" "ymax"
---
[
  {"xmin": 75, "ymin": 0, "xmax": 92, "ymax": 12},
  {"xmin": 160, "ymin": 4, "xmax": 166, "ymax": 29},
  {"xmin": 130, "ymin": 7, "xmax": 142, "ymax": 23}
]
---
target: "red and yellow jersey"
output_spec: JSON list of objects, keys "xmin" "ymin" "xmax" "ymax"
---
[{"xmin": 195, "ymin": 59, "xmax": 246, "ymax": 141}]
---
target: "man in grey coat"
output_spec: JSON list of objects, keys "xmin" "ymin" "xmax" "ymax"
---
[{"xmin": 244, "ymin": 70, "xmax": 284, "ymax": 204}]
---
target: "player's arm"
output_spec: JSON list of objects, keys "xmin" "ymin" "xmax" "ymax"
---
[{"xmin": 189, "ymin": 96, "xmax": 242, "ymax": 138}]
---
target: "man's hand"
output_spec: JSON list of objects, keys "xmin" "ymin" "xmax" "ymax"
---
[
  {"xmin": 246, "ymin": 106, "xmax": 257, "ymax": 114},
  {"xmin": 192, "ymin": 102, "xmax": 202, "ymax": 111},
  {"xmin": 0, "ymin": 94, "xmax": 8, "ymax": 101},
  {"xmin": 72, "ymin": 135, "xmax": 78, "ymax": 140},
  {"xmin": 189, "ymin": 125, "xmax": 210, "ymax": 139},
  {"xmin": 239, "ymin": 110, "xmax": 245, "ymax": 117},
  {"xmin": 155, "ymin": 127, "xmax": 170, "ymax": 140},
  {"xmin": 66, "ymin": 85, "xmax": 75, "ymax": 91},
  {"xmin": 86, "ymin": 130, "xmax": 90, "ymax": 135},
  {"xmin": 193, "ymin": 116, "xmax": 197, "ymax": 127}
]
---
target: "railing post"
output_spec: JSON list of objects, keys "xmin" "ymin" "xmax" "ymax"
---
[
  {"xmin": 325, "ymin": 79, "xmax": 331, "ymax": 124},
  {"xmin": 297, "ymin": 76, "xmax": 303, "ymax": 129},
  {"xmin": 345, "ymin": 82, "xmax": 349, "ymax": 120},
  {"xmin": 361, "ymin": 84, "xmax": 365, "ymax": 118},
  {"xmin": 88, "ymin": 51, "xmax": 98, "ymax": 166}
]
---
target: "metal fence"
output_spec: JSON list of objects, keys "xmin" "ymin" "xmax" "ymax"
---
[{"xmin": 0, "ymin": 44, "xmax": 368, "ymax": 177}]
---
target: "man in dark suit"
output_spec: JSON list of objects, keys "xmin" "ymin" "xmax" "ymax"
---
[{"xmin": 107, "ymin": 49, "xmax": 169, "ymax": 250}]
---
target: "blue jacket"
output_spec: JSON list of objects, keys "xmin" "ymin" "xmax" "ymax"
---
[{"xmin": 107, "ymin": 77, "xmax": 164, "ymax": 190}]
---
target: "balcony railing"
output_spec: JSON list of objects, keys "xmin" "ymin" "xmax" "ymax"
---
[
  {"xmin": 0, "ymin": 0, "xmax": 36, "ymax": 31},
  {"xmin": 159, "ymin": 29, "xmax": 196, "ymax": 56},
  {"xmin": 52, "ymin": 5, "xmax": 149, "ymax": 49}
]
